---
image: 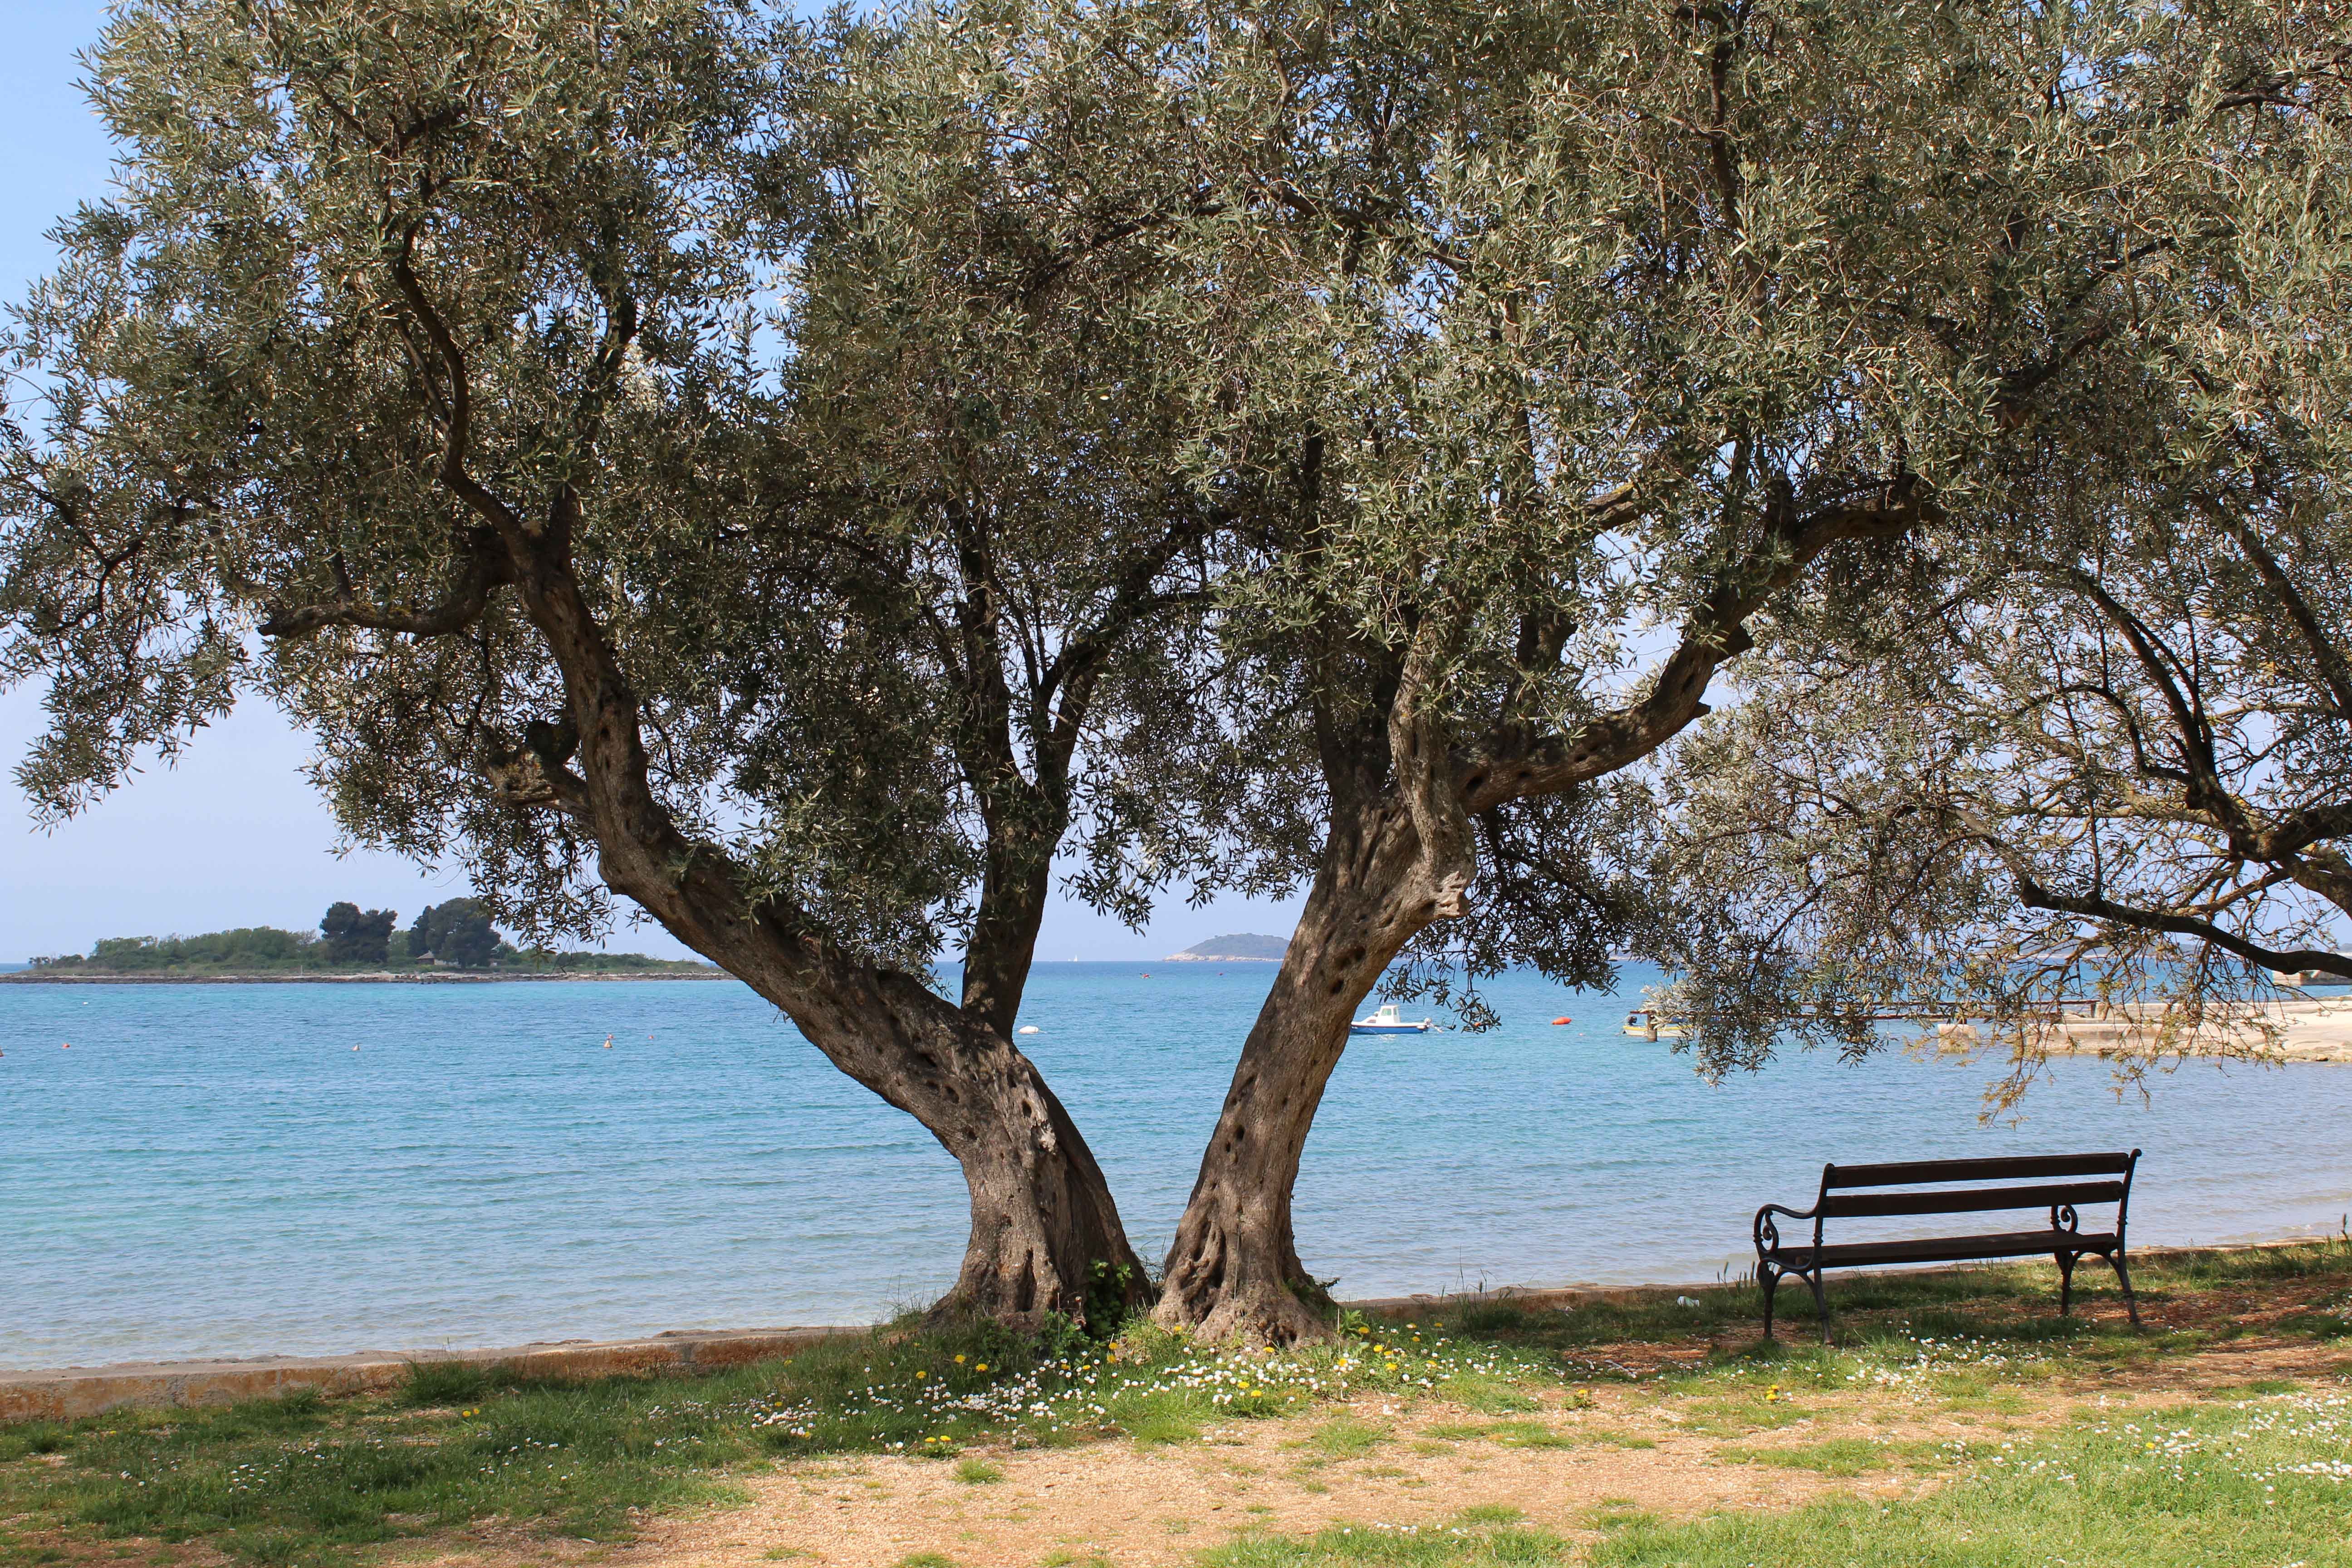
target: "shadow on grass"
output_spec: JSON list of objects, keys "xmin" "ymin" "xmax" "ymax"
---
[{"xmin": 1430, "ymin": 1237, "xmax": 2352, "ymax": 1366}]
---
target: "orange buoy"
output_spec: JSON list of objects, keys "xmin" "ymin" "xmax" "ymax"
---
[{"xmin": 1550, "ymin": 1016, "xmax": 1573, "ymax": 1025}]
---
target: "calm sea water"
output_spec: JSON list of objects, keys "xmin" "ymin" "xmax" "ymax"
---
[{"xmin": 3, "ymin": 963, "xmax": 2348, "ymax": 1369}]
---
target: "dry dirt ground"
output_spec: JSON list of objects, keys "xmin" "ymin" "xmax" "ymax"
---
[
  {"xmin": 408, "ymin": 1281, "xmax": 2352, "ymax": 1568},
  {"xmin": 25, "ymin": 1277, "xmax": 2348, "ymax": 1568}
]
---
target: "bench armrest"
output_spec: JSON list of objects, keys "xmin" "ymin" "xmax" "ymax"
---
[{"xmin": 1754, "ymin": 1202, "xmax": 1815, "ymax": 1255}]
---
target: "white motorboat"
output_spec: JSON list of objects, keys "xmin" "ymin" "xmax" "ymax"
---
[{"xmin": 1350, "ymin": 1003, "xmax": 1433, "ymax": 1034}]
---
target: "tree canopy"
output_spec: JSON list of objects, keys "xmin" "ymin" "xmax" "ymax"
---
[
  {"xmin": 407, "ymin": 898, "xmax": 500, "ymax": 967},
  {"xmin": 321, "ymin": 900, "xmax": 398, "ymax": 965},
  {"xmin": 5, "ymin": 0, "xmax": 2349, "ymax": 1343},
  {"xmin": 1652, "ymin": 35, "xmax": 2352, "ymax": 1082},
  {"xmin": 0, "ymin": 0, "xmax": 1267, "ymax": 1326},
  {"xmin": 1125, "ymin": 0, "xmax": 2352, "ymax": 1338}
]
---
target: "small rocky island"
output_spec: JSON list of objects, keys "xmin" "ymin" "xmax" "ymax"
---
[
  {"xmin": 1165, "ymin": 933, "xmax": 1291, "ymax": 962},
  {"xmin": 11, "ymin": 899, "xmax": 717, "ymax": 981}
]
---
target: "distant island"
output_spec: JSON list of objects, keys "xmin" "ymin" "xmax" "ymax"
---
[
  {"xmin": 1165, "ymin": 933, "xmax": 1291, "ymax": 962},
  {"xmin": 10, "ymin": 898, "xmax": 718, "ymax": 981}
]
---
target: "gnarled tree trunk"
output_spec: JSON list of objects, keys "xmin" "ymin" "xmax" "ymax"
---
[
  {"xmin": 1154, "ymin": 796, "xmax": 1458, "ymax": 1343},
  {"xmin": 507, "ymin": 514, "xmax": 1151, "ymax": 1331},
  {"xmin": 1153, "ymin": 476, "xmax": 1936, "ymax": 1343},
  {"xmin": 778, "ymin": 966, "xmax": 1147, "ymax": 1326}
]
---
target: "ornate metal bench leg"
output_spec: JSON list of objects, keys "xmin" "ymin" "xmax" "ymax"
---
[
  {"xmin": 1759, "ymin": 1264, "xmax": 1780, "ymax": 1340},
  {"xmin": 2110, "ymin": 1249, "xmax": 2141, "ymax": 1328},
  {"xmin": 2057, "ymin": 1251, "xmax": 2076, "ymax": 1316},
  {"xmin": 1809, "ymin": 1270, "xmax": 1830, "ymax": 1344}
]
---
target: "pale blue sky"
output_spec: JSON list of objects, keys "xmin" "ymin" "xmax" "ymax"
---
[{"xmin": 0, "ymin": 2, "xmax": 1302, "ymax": 963}]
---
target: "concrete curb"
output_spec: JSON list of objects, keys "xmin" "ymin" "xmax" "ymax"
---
[{"xmin": 7, "ymin": 1236, "xmax": 2339, "ymax": 1426}]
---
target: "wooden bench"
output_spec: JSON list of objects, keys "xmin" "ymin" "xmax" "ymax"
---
[{"xmin": 1753, "ymin": 1150, "xmax": 2142, "ymax": 1340}]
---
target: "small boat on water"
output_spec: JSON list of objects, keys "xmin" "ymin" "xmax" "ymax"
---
[
  {"xmin": 1350, "ymin": 1003, "xmax": 1434, "ymax": 1035},
  {"xmin": 1622, "ymin": 1009, "xmax": 1692, "ymax": 1040}
]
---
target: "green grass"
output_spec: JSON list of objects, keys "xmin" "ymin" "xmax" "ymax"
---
[
  {"xmin": 1408, "ymin": 1419, "xmax": 1572, "ymax": 1449},
  {"xmin": 1306, "ymin": 1418, "xmax": 1387, "ymax": 1458},
  {"xmin": 1589, "ymin": 1388, "xmax": 2352, "ymax": 1567},
  {"xmin": 1221, "ymin": 1386, "xmax": 2352, "ymax": 1567},
  {"xmin": 1205, "ymin": 1519, "xmax": 1575, "ymax": 1568},
  {"xmin": 6, "ymin": 1239, "xmax": 2347, "ymax": 1568},
  {"xmin": 1442, "ymin": 1377, "xmax": 1541, "ymax": 1416},
  {"xmin": 1715, "ymin": 1436, "xmax": 1897, "ymax": 1475},
  {"xmin": 0, "ymin": 1369, "xmax": 763, "ymax": 1568},
  {"xmin": 395, "ymin": 1360, "xmax": 498, "ymax": 1408},
  {"xmin": 1480, "ymin": 1421, "xmax": 1576, "ymax": 1450},
  {"xmin": 0, "ymin": 1311, "xmax": 1544, "ymax": 1568}
]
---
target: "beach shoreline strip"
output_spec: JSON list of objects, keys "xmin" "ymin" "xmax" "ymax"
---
[{"xmin": 8, "ymin": 1236, "xmax": 2345, "ymax": 1426}]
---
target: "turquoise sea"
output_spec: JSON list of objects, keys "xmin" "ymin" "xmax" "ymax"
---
[{"xmin": 3, "ymin": 962, "xmax": 2349, "ymax": 1369}]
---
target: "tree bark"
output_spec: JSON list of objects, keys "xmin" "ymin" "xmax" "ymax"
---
[
  {"xmin": 1153, "ymin": 485, "xmax": 1934, "ymax": 1343},
  {"xmin": 1154, "ymin": 797, "xmax": 1452, "ymax": 1343},
  {"xmin": 960, "ymin": 816, "xmax": 1060, "ymax": 1039},
  {"xmin": 764, "ymin": 962, "xmax": 1148, "ymax": 1326},
  {"xmin": 485, "ymin": 497, "xmax": 1150, "ymax": 1328}
]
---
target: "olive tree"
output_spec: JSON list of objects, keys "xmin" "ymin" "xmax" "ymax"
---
[
  {"xmin": 1652, "ymin": 34, "xmax": 2352, "ymax": 1082},
  {"xmin": 0, "ymin": 0, "xmax": 1269, "ymax": 1325},
  {"xmin": 1145, "ymin": 0, "xmax": 2308, "ymax": 1341}
]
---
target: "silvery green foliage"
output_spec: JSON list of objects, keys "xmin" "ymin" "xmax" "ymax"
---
[
  {"xmin": 0, "ymin": 0, "xmax": 1261, "ymax": 969},
  {"xmin": 2, "ymin": 0, "xmax": 810, "ymax": 943},
  {"xmin": 1651, "ymin": 18, "xmax": 2352, "ymax": 1086},
  {"xmin": 1125, "ymin": 1, "xmax": 2330, "ymax": 1019}
]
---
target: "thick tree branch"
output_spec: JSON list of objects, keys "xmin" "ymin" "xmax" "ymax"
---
[
  {"xmin": 1472, "ymin": 476, "xmax": 1937, "ymax": 809},
  {"xmin": 258, "ymin": 524, "xmax": 513, "ymax": 639},
  {"xmin": 385, "ymin": 249, "xmax": 534, "ymax": 548},
  {"xmin": 1388, "ymin": 606, "xmax": 1475, "ymax": 917},
  {"xmin": 2014, "ymin": 875, "xmax": 2352, "ymax": 981}
]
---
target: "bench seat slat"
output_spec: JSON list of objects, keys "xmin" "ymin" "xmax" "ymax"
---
[
  {"xmin": 1818, "ymin": 1180, "xmax": 2126, "ymax": 1218},
  {"xmin": 1826, "ymin": 1152, "xmax": 2135, "ymax": 1187},
  {"xmin": 1777, "ymin": 1229, "xmax": 2121, "ymax": 1270}
]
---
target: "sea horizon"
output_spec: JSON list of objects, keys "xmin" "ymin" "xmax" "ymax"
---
[{"xmin": 5, "ymin": 961, "xmax": 2349, "ymax": 1370}]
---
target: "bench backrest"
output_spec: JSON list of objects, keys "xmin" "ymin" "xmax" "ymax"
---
[{"xmin": 1816, "ymin": 1151, "xmax": 2139, "ymax": 1222}]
